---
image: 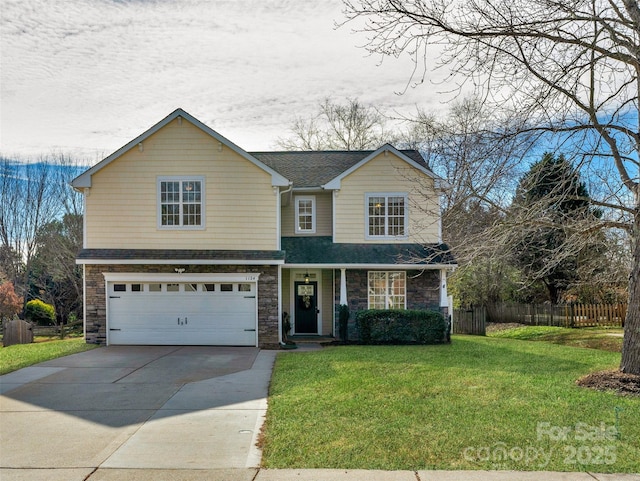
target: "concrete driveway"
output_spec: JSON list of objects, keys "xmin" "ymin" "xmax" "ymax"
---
[{"xmin": 0, "ymin": 345, "xmax": 275, "ymax": 481}]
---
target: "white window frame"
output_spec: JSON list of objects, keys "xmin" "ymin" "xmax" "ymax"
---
[
  {"xmin": 157, "ymin": 176, "xmax": 205, "ymax": 230},
  {"xmin": 295, "ymin": 195, "xmax": 316, "ymax": 234},
  {"xmin": 367, "ymin": 271, "xmax": 406, "ymax": 310},
  {"xmin": 365, "ymin": 192, "xmax": 408, "ymax": 240}
]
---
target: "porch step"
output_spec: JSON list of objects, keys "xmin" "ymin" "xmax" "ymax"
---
[{"xmin": 288, "ymin": 335, "xmax": 336, "ymax": 345}]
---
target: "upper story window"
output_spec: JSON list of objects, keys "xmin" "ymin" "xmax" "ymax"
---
[
  {"xmin": 158, "ymin": 177, "xmax": 205, "ymax": 229},
  {"xmin": 366, "ymin": 193, "xmax": 408, "ymax": 239},
  {"xmin": 295, "ymin": 195, "xmax": 316, "ymax": 234}
]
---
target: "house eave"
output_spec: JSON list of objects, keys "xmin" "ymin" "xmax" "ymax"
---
[
  {"xmin": 77, "ymin": 258, "xmax": 285, "ymax": 265},
  {"xmin": 322, "ymin": 144, "xmax": 445, "ymax": 190},
  {"xmin": 70, "ymin": 108, "xmax": 290, "ymax": 189},
  {"xmin": 284, "ymin": 263, "xmax": 456, "ymax": 270}
]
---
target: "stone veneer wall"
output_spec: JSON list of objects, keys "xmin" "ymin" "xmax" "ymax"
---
[
  {"xmin": 335, "ymin": 269, "xmax": 443, "ymax": 315},
  {"xmin": 333, "ymin": 268, "xmax": 447, "ymax": 340},
  {"xmin": 84, "ymin": 264, "xmax": 280, "ymax": 349}
]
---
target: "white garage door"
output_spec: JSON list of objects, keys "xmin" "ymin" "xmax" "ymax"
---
[{"xmin": 105, "ymin": 274, "xmax": 259, "ymax": 346}]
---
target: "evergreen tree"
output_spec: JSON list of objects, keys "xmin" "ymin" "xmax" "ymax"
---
[{"xmin": 510, "ymin": 153, "xmax": 598, "ymax": 303}]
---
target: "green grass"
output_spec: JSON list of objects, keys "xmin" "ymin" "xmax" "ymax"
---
[
  {"xmin": 488, "ymin": 326, "xmax": 624, "ymax": 352},
  {"xmin": 262, "ymin": 336, "xmax": 639, "ymax": 472},
  {"xmin": 0, "ymin": 338, "xmax": 98, "ymax": 375}
]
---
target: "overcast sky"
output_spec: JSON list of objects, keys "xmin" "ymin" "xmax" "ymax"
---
[{"xmin": 1, "ymin": 0, "xmax": 453, "ymax": 163}]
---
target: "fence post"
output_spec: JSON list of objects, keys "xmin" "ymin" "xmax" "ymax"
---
[{"xmin": 569, "ymin": 304, "xmax": 574, "ymax": 328}]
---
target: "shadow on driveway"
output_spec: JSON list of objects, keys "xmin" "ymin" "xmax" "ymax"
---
[{"xmin": 0, "ymin": 346, "xmax": 274, "ymax": 470}]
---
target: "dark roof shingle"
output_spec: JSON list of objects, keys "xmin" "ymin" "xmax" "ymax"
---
[
  {"xmin": 281, "ymin": 237, "xmax": 456, "ymax": 265},
  {"xmin": 252, "ymin": 149, "xmax": 431, "ymax": 188},
  {"xmin": 76, "ymin": 249, "xmax": 285, "ymax": 262}
]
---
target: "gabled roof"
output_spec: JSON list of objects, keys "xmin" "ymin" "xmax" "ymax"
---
[
  {"xmin": 322, "ymin": 144, "xmax": 446, "ymax": 190},
  {"xmin": 252, "ymin": 148, "xmax": 435, "ymax": 189},
  {"xmin": 71, "ymin": 108, "xmax": 289, "ymax": 189}
]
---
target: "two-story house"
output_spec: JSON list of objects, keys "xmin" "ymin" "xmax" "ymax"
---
[{"xmin": 72, "ymin": 109, "xmax": 456, "ymax": 348}]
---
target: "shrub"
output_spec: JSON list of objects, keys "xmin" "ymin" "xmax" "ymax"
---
[
  {"xmin": 24, "ymin": 299, "xmax": 56, "ymax": 326},
  {"xmin": 355, "ymin": 309, "xmax": 447, "ymax": 345},
  {"xmin": 0, "ymin": 282, "xmax": 23, "ymax": 322}
]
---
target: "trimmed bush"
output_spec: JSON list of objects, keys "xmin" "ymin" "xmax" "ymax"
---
[
  {"xmin": 355, "ymin": 309, "xmax": 448, "ymax": 345},
  {"xmin": 24, "ymin": 299, "xmax": 56, "ymax": 326}
]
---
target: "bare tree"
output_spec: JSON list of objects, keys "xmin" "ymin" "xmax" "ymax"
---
[
  {"xmin": 0, "ymin": 158, "xmax": 59, "ymax": 300},
  {"xmin": 342, "ymin": 0, "xmax": 639, "ymax": 373},
  {"xmin": 0, "ymin": 153, "xmax": 85, "ymax": 314},
  {"xmin": 276, "ymin": 97, "xmax": 395, "ymax": 150},
  {"xmin": 398, "ymin": 97, "xmax": 536, "ymax": 257}
]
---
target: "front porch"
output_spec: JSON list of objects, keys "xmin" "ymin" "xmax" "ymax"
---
[{"xmin": 280, "ymin": 267, "xmax": 448, "ymax": 340}]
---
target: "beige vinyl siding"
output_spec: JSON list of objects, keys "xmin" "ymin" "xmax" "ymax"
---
[
  {"xmin": 334, "ymin": 153, "xmax": 441, "ymax": 243},
  {"xmin": 85, "ymin": 118, "xmax": 278, "ymax": 250},
  {"xmin": 281, "ymin": 192, "xmax": 332, "ymax": 236}
]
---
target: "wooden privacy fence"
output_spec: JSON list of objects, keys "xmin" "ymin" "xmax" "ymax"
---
[
  {"xmin": 453, "ymin": 306, "xmax": 486, "ymax": 335},
  {"xmin": 486, "ymin": 303, "xmax": 627, "ymax": 328},
  {"xmin": 3, "ymin": 319, "xmax": 34, "ymax": 347}
]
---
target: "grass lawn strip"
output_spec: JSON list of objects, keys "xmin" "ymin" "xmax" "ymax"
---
[
  {"xmin": 0, "ymin": 338, "xmax": 97, "ymax": 375},
  {"xmin": 262, "ymin": 336, "xmax": 639, "ymax": 472},
  {"xmin": 488, "ymin": 326, "xmax": 624, "ymax": 352}
]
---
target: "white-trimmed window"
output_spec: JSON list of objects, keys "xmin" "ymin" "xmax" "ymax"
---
[
  {"xmin": 295, "ymin": 195, "xmax": 316, "ymax": 234},
  {"xmin": 366, "ymin": 193, "xmax": 408, "ymax": 239},
  {"xmin": 158, "ymin": 177, "xmax": 205, "ymax": 229},
  {"xmin": 368, "ymin": 271, "xmax": 406, "ymax": 309}
]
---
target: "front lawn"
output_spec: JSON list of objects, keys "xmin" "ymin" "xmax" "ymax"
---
[
  {"xmin": 0, "ymin": 338, "xmax": 98, "ymax": 375},
  {"xmin": 488, "ymin": 326, "xmax": 624, "ymax": 352},
  {"xmin": 261, "ymin": 336, "xmax": 639, "ymax": 472}
]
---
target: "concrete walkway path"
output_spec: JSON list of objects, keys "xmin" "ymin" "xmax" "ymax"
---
[{"xmin": 2, "ymin": 468, "xmax": 636, "ymax": 481}]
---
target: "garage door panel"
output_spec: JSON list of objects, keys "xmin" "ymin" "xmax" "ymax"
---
[
  {"xmin": 109, "ymin": 327, "xmax": 256, "ymax": 346},
  {"xmin": 107, "ymin": 280, "xmax": 258, "ymax": 346}
]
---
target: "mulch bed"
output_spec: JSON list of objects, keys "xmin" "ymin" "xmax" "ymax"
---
[{"xmin": 577, "ymin": 370, "xmax": 640, "ymax": 396}]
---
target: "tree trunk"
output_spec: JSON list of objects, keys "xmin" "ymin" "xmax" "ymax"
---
[{"xmin": 621, "ymin": 210, "xmax": 640, "ymax": 375}]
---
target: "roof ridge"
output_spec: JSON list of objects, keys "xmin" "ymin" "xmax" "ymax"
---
[{"xmin": 250, "ymin": 150, "xmax": 375, "ymax": 154}]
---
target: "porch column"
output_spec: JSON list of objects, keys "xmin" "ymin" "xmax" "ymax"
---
[
  {"xmin": 339, "ymin": 268, "xmax": 348, "ymax": 306},
  {"xmin": 439, "ymin": 269, "xmax": 448, "ymax": 307}
]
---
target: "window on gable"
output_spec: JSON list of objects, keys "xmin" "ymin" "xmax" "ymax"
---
[
  {"xmin": 368, "ymin": 271, "xmax": 406, "ymax": 309},
  {"xmin": 295, "ymin": 196, "xmax": 316, "ymax": 234},
  {"xmin": 158, "ymin": 177, "xmax": 204, "ymax": 229},
  {"xmin": 366, "ymin": 193, "xmax": 407, "ymax": 238}
]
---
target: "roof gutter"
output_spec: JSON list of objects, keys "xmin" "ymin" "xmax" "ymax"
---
[{"xmin": 284, "ymin": 263, "xmax": 457, "ymax": 270}]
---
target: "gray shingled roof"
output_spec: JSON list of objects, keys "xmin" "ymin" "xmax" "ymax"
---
[
  {"xmin": 251, "ymin": 150, "xmax": 430, "ymax": 188},
  {"xmin": 77, "ymin": 241, "xmax": 456, "ymax": 266},
  {"xmin": 76, "ymin": 249, "xmax": 285, "ymax": 262},
  {"xmin": 281, "ymin": 237, "xmax": 456, "ymax": 265}
]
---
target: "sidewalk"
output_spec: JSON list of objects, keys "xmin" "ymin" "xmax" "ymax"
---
[{"xmin": 4, "ymin": 468, "xmax": 636, "ymax": 481}]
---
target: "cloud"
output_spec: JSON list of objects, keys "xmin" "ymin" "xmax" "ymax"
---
[{"xmin": 1, "ymin": 0, "xmax": 449, "ymax": 160}]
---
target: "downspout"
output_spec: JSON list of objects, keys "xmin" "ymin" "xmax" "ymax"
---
[
  {"xmin": 280, "ymin": 182, "xmax": 294, "ymax": 201},
  {"xmin": 275, "ymin": 182, "xmax": 293, "ymax": 250},
  {"xmin": 277, "ymin": 183, "xmax": 293, "ymax": 345}
]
